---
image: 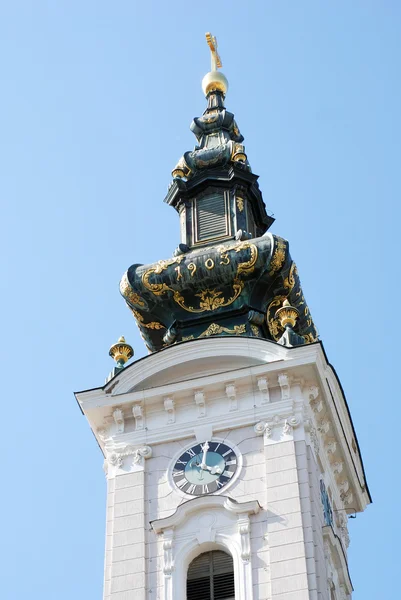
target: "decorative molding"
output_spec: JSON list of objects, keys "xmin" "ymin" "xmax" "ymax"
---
[
  {"xmin": 282, "ymin": 419, "xmax": 291, "ymax": 435},
  {"xmin": 309, "ymin": 425, "xmax": 320, "ymax": 455},
  {"xmin": 151, "ymin": 495, "xmax": 260, "ymax": 534},
  {"xmin": 325, "ymin": 439, "xmax": 337, "ymax": 456},
  {"xmin": 238, "ymin": 517, "xmax": 251, "ymax": 561},
  {"xmin": 225, "ymin": 383, "xmax": 237, "ymax": 411},
  {"xmin": 288, "ymin": 416, "xmax": 300, "ymax": 428},
  {"xmin": 310, "ymin": 397, "xmax": 323, "ymax": 413},
  {"xmin": 257, "ymin": 377, "xmax": 270, "ymax": 404},
  {"xmin": 254, "ymin": 421, "xmax": 272, "ymax": 438},
  {"xmin": 194, "ymin": 390, "xmax": 206, "ymax": 417},
  {"xmin": 97, "ymin": 426, "xmax": 111, "ymax": 442},
  {"xmin": 336, "ymin": 511, "xmax": 350, "ymax": 549},
  {"xmin": 333, "ymin": 461, "xmax": 344, "ymax": 476},
  {"xmin": 323, "ymin": 525, "xmax": 353, "ymax": 596},
  {"xmin": 164, "ymin": 397, "xmax": 175, "ymax": 424},
  {"xmin": 308, "ymin": 384, "xmax": 319, "ymax": 401},
  {"xmin": 132, "ymin": 402, "xmax": 144, "ymax": 430},
  {"xmin": 104, "ymin": 444, "xmax": 152, "ymax": 475},
  {"xmin": 163, "ymin": 529, "xmax": 174, "ymax": 576},
  {"xmin": 112, "ymin": 407, "xmax": 124, "ymax": 434},
  {"xmin": 278, "ymin": 372, "xmax": 291, "ymax": 399},
  {"xmin": 318, "ymin": 417, "xmax": 330, "ymax": 435}
]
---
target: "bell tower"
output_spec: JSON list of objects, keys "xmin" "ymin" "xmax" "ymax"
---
[{"xmin": 75, "ymin": 34, "xmax": 371, "ymax": 600}]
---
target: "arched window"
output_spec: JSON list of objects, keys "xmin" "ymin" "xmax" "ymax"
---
[{"xmin": 187, "ymin": 550, "xmax": 235, "ymax": 600}]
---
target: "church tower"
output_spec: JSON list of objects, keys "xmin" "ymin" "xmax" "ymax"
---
[{"xmin": 75, "ymin": 34, "xmax": 371, "ymax": 600}]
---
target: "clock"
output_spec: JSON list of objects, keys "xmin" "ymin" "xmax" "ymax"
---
[{"xmin": 172, "ymin": 440, "xmax": 239, "ymax": 496}]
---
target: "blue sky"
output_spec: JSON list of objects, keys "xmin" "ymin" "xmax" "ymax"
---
[{"xmin": 1, "ymin": 2, "xmax": 399, "ymax": 598}]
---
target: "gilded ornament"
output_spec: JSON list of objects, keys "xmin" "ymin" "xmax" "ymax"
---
[
  {"xmin": 131, "ymin": 309, "xmax": 165, "ymax": 330},
  {"xmin": 109, "ymin": 336, "xmax": 134, "ymax": 365},
  {"xmin": 236, "ymin": 197, "xmax": 244, "ymax": 212},
  {"xmin": 283, "ymin": 262, "xmax": 298, "ymax": 293},
  {"xmin": 141, "ymin": 241, "xmax": 257, "ymax": 314},
  {"xmin": 198, "ymin": 323, "xmax": 246, "ymax": 338},
  {"xmin": 120, "ymin": 272, "xmax": 146, "ymax": 307},
  {"xmin": 266, "ymin": 295, "xmax": 286, "ymax": 341},
  {"xmin": 232, "ymin": 144, "xmax": 247, "ymax": 163},
  {"xmin": 302, "ymin": 333, "xmax": 317, "ymax": 344},
  {"xmin": 142, "ymin": 256, "xmax": 184, "ymax": 296},
  {"xmin": 250, "ymin": 324, "xmax": 260, "ymax": 337},
  {"xmin": 182, "ymin": 335, "xmax": 195, "ymax": 341},
  {"xmin": 269, "ymin": 239, "xmax": 287, "ymax": 275},
  {"xmin": 275, "ymin": 298, "xmax": 299, "ymax": 329}
]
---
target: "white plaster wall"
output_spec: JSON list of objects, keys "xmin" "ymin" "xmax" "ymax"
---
[{"xmin": 85, "ymin": 339, "xmax": 364, "ymax": 600}]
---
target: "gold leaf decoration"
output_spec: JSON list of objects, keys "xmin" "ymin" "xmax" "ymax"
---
[
  {"xmin": 120, "ymin": 272, "xmax": 146, "ymax": 307},
  {"xmin": 236, "ymin": 196, "xmax": 244, "ymax": 211},
  {"xmin": 269, "ymin": 239, "xmax": 287, "ymax": 276},
  {"xmin": 131, "ymin": 309, "xmax": 165, "ymax": 330},
  {"xmin": 250, "ymin": 324, "xmax": 260, "ymax": 337},
  {"xmin": 198, "ymin": 323, "xmax": 247, "ymax": 338},
  {"xmin": 141, "ymin": 241, "xmax": 258, "ymax": 314}
]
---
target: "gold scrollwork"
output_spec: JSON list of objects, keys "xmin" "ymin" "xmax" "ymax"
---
[
  {"xmin": 142, "ymin": 256, "xmax": 185, "ymax": 296},
  {"xmin": 303, "ymin": 332, "xmax": 318, "ymax": 344},
  {"xmin": 141, "ymin": 241, "xmax": 258, "ymax": 314},
  {"xmin": 266, "ymin": 295, "xmax": 286, "ymax": 341},
  {"xmin": 120, "ymin": 272, "xmax": 146, "ymax": 307},
  {"xmin": 131, "ymin": 309, "xmax": 165, "ymax": 330},
  {"xmin": 250, "ymin": 324, "xmax": 260, "ymax": 337},
  {"xmin": 283, "ymin": 262, "xmax": 298, "ymax": 294},
  {"xmin": 205, "ymin": 258, "xmax": 215, "ymax": 270},
  {"xmin": 198, "ymin": 323, "xmax": 247, "ymax": 338},
  {"xmin": 236, "ymin": 197, "xmax": 244, "ymax": 211},
  {"xmin": 269, "ymin": 238, "xmax": 287, "ymax": 276}
]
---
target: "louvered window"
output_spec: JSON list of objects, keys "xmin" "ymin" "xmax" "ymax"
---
[
  {"xmin": 195, "ymin": 193, "xmax": 229, "ymax": 243},
  {"xmin": 187, "ymin": 550, "xmax": 235, "ymax": 600}
]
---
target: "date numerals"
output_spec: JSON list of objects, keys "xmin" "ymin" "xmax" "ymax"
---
[{"xmin": 174, "ymin": 254, "xmax": 232, "ymax": 282}]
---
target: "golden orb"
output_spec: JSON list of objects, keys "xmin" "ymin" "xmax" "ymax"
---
[{"xmin": 202, "ymin": 70, "xmax": 229, "ymax": 97}]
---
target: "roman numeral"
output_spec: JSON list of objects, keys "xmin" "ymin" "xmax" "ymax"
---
[
  {"xmin": 222, "ymin": 450, "xmax": 232, "ymax": 457},
  {"xmin": 176, "ymin": 478, "xmax": 187, "ymax": 488},
  {"xmin": 216, "ymin": 480, "xmax": 224, "ymax": 488},
  {"xmin": 176, "ymin": 459, "xmax": 187, "ymax": 466},
  {"xmin": 225, "ymin": 459, "xmax": 236, "ymax": 465},
  {"xmin": 186, "ymin": 448, "xmax": 196, "ymax": 458},
  {"xmin": 185, "ymin": 484, "xmax": 197, "ymax": 494},
  {"xmin": 202, "ymin": 484, "xmax": 209, "ymax": 494},
  {"xmin": 222, "ymin": 470, "xmax": 234, "ymax": 478}
]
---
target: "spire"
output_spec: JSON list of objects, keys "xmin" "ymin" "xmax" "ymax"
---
[
  {"xmin": 171, "ymin": 33, "xmax": 249, "ymax": 181},
  {"xmin": 120, "ymin": 34, "xmax": 318, "ymax": 353}
]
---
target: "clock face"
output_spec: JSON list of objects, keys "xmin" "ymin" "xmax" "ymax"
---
[{"xmin": 172, "ymin": 441, "xmax": 238, "ymax": 496}]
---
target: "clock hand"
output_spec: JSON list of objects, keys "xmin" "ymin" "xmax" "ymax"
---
[{"xmin": 200, "ymin": 441, "xmax": 210, "ymax": 470}]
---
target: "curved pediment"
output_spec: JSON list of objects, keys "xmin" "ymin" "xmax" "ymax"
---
[{"xmin": 107, "ymin": 337, "xmax": 290, "ymax": 396}]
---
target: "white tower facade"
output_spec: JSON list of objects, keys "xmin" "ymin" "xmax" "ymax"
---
[
  {"xmin": 75, "ymin": 34, "xmax": 370, "ymax": 600},
  {"xmin": 76, "ymin": 338, "xmax": 370, "ymax": 600}
]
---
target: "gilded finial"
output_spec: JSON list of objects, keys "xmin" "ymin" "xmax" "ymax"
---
[
  {"xmin": 275, "ymin": 299, "xmax": 300, "ymax": 329},
  {"xmin": 202, "ymin": 32, "xmax": 228, "ymax": 97},
  {"xmin": 206, "ymin": 32, "xmax": 222, "ymax": 70},
  {"xmin": 109, "ymin": 336, "xmax": 134, "ymax": 367}
]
